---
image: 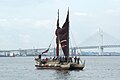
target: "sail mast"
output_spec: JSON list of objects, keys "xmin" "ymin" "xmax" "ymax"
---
[
  {"xmin": 67, "ymin": 8, "xmax": 69, "ymax": 57},
  {"xmin": 56, "ymin": 9, "xmax": 59, "ymax": 58}
]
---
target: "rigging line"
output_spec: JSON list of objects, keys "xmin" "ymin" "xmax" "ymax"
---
[
  {"xmin": 103, "ymin": 31, "xmax": 120, "ymax": 44},
  {"xmin": 70, "ymin": 30, "xmax": 77, "ymax": 47},
  {"xmin": 70, "ymin": 29, "xmax": 82, "ymax": 56},
  {"xmin": 80, "ymin": 31, "xmax": 98, "ymax": 45},
  {"xmin": 69, "ymin": 33, "xmax": 73, "ymax": 57},
  {"xmin": 41, "ymin": 35, "xmax": 55, "ymax": 54},
  {"xmin": 70, "ymin": 30, "xmax": 82, "ymax": 63},
  {"xmin": 48, "ymin": 35, "xmax": 55, "ymax": 49}
]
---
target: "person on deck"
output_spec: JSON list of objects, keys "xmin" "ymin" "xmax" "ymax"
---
[
  {"xmin": 74, "ymin": 56, "xmax": 77, "ymax": 63},
  {"xmin": 38, "ymin": 55, "xmax": 41, "ymax": 60},
  {"xmin": 65, "ymin": 57, "xmax": 67, "ymax": 62},
  {"xmin": 69, "ymin": 57, "xmax": 73, "ymax": 62},
  {"xmin": 46, "ymin": 58, "xmax": 48, "ymax": 62},
  {"xmin": 60, "ymin": 56, "xmax": 64, "ymax": 64},
  {"xmin": 53, "ymin": 57, "xmax": 55, "ymax": 61},
  {"xmin": 77, "ymin": 57, "xmax": 80, "ymax": 64}
]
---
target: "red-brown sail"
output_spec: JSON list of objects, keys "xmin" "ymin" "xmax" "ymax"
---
[{"xmin": 56, "ymin": 10, "xmax": 69, "ymax": 57}]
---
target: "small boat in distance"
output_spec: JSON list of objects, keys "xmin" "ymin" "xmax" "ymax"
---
[{"xmin": 35, "ymin": 9, "xmax": 85, "ymax": 70}]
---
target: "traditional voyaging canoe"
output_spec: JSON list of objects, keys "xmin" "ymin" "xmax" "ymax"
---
[{"xmin": 35, "ymin": 9, "xmax": 85, "ymax": 70}]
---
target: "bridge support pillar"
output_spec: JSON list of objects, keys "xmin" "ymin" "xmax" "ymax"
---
[
  {"xmin": 99, "ymin": 46, "xmax": 103, "ymax": 55},
  {"xmin": 71, "ymin": 48, "xmax": 76, "ymax": 56}
]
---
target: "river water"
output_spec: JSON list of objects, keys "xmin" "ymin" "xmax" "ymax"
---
[{"xmin": 0, "ymin": 56, "xmax": 120, "ymax": 80}]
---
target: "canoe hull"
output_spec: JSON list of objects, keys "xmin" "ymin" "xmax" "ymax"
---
[{"xmin": 35, "ymin": 60, "xmax": 85, "ymax": 70}]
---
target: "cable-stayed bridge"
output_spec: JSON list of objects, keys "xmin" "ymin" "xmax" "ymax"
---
[
  {"xmin": 0, "ymin": 29, "xmax": 120, "ymax": 56},
  {"xmin": 77, "ymin": 29, "xmax": 120, "ymax": 55}
]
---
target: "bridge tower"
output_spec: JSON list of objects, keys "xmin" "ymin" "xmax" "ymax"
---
[{"xmin": 98, "ymin": 28, "xmax": 103, "ymax": 55}]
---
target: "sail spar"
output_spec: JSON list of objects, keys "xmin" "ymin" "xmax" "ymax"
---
[
  {"xmin": 55, "ymin": 9, "xmax": 60, "ymax": 58},
  {"xmin": 55, "ymin": 9, "xmax": 69, "ymax": 57},
  {"xmin": 42, "ymin": 43, "xmax": 51, "ymax": 54}
]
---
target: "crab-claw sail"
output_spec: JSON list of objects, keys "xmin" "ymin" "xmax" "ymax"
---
[{"xmin": 55, "ymin": 9, "xmax": 69, "ymax": 57}]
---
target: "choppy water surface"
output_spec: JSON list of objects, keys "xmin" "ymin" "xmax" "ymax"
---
[{"xmin": 0, "ymin": 56, "xmax": 120, "ymax": 80}]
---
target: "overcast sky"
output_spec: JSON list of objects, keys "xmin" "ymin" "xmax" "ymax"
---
[{"xmin": 0, "ymin": 0, "xmax": 120, "ymax": 50}]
